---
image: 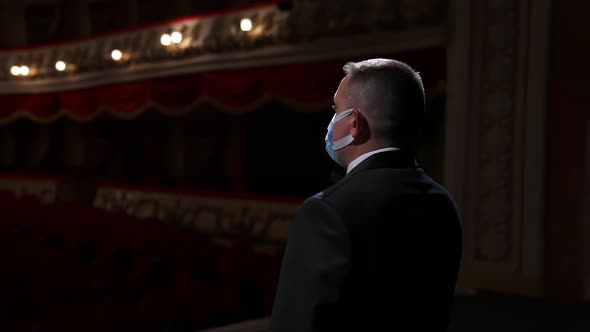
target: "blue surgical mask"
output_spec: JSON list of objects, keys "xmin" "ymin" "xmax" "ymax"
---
[{"xmin": 325, "ymin": 108, "xmax": 354, "ymax": 164}]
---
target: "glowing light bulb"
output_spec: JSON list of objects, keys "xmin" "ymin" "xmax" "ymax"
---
[
  {"xmin": 55, "ymin": 60, "xmax": 66, "ymax": 71},
  {"xmin": 111, "ymin": 49, "xmax": 123, "ymax": 61},
  {"xmin": 170, "ymin": 31, "xmax": 182, "ymax": 44},
  {"xmin": 240, "ymin": 18, "xmax": 252, "ymax": 32},
  {"xmin": 19, "ymin": 65, "xmax": 30, "ymax": 76},
  {"xmin": 10, "ymin": 65, "xmax": 20, "ymax": 76},
  {"xmin": 160, "ymin": 34, "xmax": 172, "ymax": 46}
]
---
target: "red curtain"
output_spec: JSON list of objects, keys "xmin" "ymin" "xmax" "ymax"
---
[{"xmin": 0, "ymin": 48, "xmax": 445, "ymax": 123}]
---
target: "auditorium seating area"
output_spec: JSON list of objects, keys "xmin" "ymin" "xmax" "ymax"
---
[{"xmin": 0, "ymin": 190, "xmax": 283, "ymax": 332}]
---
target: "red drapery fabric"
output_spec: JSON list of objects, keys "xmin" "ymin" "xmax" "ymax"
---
[{"xmin": 0, "ymin": 48, "xmax": 445, "ymax": 123}]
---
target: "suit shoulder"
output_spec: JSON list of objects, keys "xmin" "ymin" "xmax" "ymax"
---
[{"xmin": 303, "ymin": 191, "xmax": 340, "ymax": 213}]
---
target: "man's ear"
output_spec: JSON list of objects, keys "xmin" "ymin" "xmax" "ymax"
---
[
  {"xmin": 350, "ymin": 108, "xmax": 365, "ymax": 139},
  {"xmin": 350, "ymin": 108, "xmax": 371, "ymax": 143}
]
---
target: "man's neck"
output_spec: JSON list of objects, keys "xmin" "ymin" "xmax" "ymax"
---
[
  {"xmin": 345, "ymin": 146, "xmax": 400, "ymax": 174},
  {"xmin": 343, "ymin": 143, "xmax": 394, "ymax": 168}
]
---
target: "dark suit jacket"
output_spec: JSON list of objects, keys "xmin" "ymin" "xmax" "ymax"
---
[{"xmin": 270, "ymin": 150, "xmax": 463, "ymax": 332}]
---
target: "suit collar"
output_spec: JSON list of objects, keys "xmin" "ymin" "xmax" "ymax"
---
[
  {"xmin": 346, "ymin": 147, "xmax": 399, "ymax": 174},
  {"xmin": 344, "ymin": 149, "xmax": 418, "ymax": 178}
]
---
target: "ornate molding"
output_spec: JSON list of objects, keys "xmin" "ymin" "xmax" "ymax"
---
[
  {"xmin": 93, "ymin": 185, "xmax": 301, "ymax": 244},
  {"xmin": 0, "ymin": 0, "xmax": 448, "ymax": 94},
  {"xmin": 449, "ymin": 0, "xmax": 550, "ymax": 295},
  {"xmin": 0, "ymin": 176, "xmax": 57, "ymax": 203},
  {"xmin": 466, "ymin": 0, "xmax": 522, "ymax": 271}
]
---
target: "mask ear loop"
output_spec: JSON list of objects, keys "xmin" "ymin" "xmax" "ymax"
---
[
  {"xmin": 330, "ymin": 108, "xmax": 355, "ymax": 150},
  {"xmin": 333, "ymin": 108, "xmax": 354, "ymax": 123},
  {"xmin": 332, "ymin": 134, "xmax": 354, "ymax": 150}
]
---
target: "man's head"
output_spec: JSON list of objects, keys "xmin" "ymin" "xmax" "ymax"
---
[{"xmin": 328, "ymin": 58, "xmax": 425, "ymax": 167}]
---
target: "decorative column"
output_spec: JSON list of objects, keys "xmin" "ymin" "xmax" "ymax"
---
[{"xmin": 446, "ymin": 0, "xmax": 551, "ymax": 296}]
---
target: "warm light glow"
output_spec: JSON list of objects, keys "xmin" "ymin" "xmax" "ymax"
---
[
  {"xmin": 55, "ymin": 60, "xmax": 66, "ymax": 71},
  {"xmin": 170, "ymin": 31, "xmax": 182, "ymax": 44},
  {"xmin": 19, "ymin": 65, "xmax": 30, "ymax": 76},
  {"xmin": 240, "ymin": 18, "xmax": 252, "ymax": 32},
  {"xmin": 10, "ymin": 65, "xmax": 20, "ymax": 76},
  {"xmin": 111, "ymin": 49, "xmax": 123, "ymax": 61},
  {"xmin": 160, "ymin": 33, "xmax": 172, "ymax": 46}
]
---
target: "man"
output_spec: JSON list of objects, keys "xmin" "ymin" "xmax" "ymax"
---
[{"xmin": 270, "ymin": 59, "xmax": 462, "ymax": 331}]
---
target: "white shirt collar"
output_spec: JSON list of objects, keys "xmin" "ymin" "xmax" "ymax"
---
[{"xmin": 346, "ymin": 147, "xmax": 399, "ymax": 174}]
